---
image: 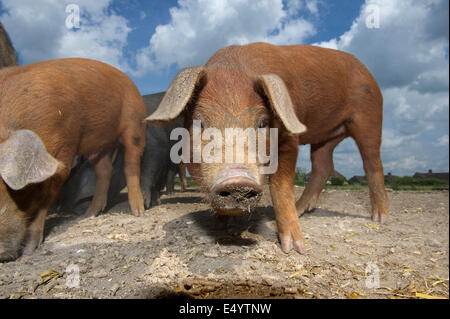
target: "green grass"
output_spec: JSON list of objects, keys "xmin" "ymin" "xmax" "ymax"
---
[
  {"xmin": 325, "ymin": 184, "xmax": 368, "ymax": 191},
  {"xmin": 294, "ymin": 167, "xmax": 307, "ymax": 186},
  {"xmin": 385, "ymin": 176, "xmax": 448, "ymax": 191},
  {"xmin": 174, "ymin": 170, "xmax": 448, "ymax": 191},
  {"xmin": 174, "ymin": 176, "xmax": 197, "ymax": 187},
  {"xmin": 294, "ymin": 170, "xmax": 448, "ymax": 191}
]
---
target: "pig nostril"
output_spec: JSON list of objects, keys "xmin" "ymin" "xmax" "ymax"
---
[
  {"xmin": 217, "ymin": 189, "xmax": 259, "ymax": 199},
  {"xmin": 244, "ymin": 191, "xmax": 258, "ymax": 199}
]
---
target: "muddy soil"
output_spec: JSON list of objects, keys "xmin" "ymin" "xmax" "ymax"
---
[{"xmin": 0, "ymin": 187, "xmax": 448, "ymax": 299}]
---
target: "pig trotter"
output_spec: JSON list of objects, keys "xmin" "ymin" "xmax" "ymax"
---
[
  {"xmin": 371, "ymin": 200, "xmax": 389, "ymax": 223},
  {"xmin": 129, "ymin": 192, "xmax": 145, "ymax": 217},
  {"xmin": 296, "ymin": 199, "xmax": 317, "ymax": 216},
  {"xmin": 22, "ymin": 231, "xmax": 42, "ymax": 256},
  {"xmin": 142, "ymin": 189, "xmax": 151, "ymax": 210},
  {"xmin": 278, "ymin": 222, "xmax": 306, "ymax": 254},
  {"xmin": 83, "ymin": 203, "xmax": 106, "ymax": 218}
]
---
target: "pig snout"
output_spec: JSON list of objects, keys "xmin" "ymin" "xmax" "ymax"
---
[
  {"xmin": 0, "ymin": 240, "xmax": 20, "ymax": 262},
  {"xmin": 211, "ymin": 165, "xmax": 262, "ymax": 214}
]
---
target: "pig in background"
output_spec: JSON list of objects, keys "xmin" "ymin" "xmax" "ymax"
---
[
  {"xmin": 54, "ymin": 92, "xmax": 188, "ymax": 215},
  {"xmin": 0, "ymin": 58, "xmax": 146, "ymax": 261},
  {"xmin": 147, "ymin": 42, "xmax": 389, "ymax": 254}
]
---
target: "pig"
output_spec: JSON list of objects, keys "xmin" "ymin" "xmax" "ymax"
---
[
  {"xmin": 0, "ymin": 22, "xmax": 18, "ymax": 68},
  {"xmin": 54, "ymin": 92, "xmax": 185, "ymax": 214},
  {"xmin": 146, "ymin": 42, "xmax": 389, "ymax": 254},
  {"xmin": 140, "ymin": 93, "xmax": 184, "ymax": 207},
  {"xmin": 0, "ymin": 58, "xmax": 146, "ymax": 261}
]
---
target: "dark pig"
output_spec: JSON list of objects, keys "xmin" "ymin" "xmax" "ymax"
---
[
  {"xmin": 54, "ymin": 151, "xmax": 126, "ymax": 214},
  {"xmin": 0, "ymin": 22, "xmax": 18, "ymax": 68},
  {"xmin": 165, "ymin": 163, "xmax": 188, "ymax": 195}
]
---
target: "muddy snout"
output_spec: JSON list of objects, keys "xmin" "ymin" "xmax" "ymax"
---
[{"xmin": 211, "ymin": 166, "xmax": 262, "ymax": 214}]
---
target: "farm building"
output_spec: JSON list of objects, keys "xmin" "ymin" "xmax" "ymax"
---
[
  {"xmin": 413, "ymin": 169, "xmax": 449, "ymax": 182},
  {"xmin": 349, "ymin": 172, "xmax": 398, "ymax": 184},
  {"xmin": 348, "ymin": 175, "xmax": 367, "ymax": 184}
]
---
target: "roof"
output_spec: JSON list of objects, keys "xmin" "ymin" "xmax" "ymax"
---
[
  {"xmin": 413, "ymin": 172, "xmax": 449, "ymax": 181},
  {"xmin": 348, "ymin": 176, "xmax": 367, "ymax": 183},
  {"xmin": 384, "ymin": 174, "xmax": 399, "ymax": 179}
]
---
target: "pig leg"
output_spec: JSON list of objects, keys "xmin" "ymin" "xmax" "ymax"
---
[
  {"xmin": 141, "ymin": 174, "xmax": 152, "ymax": 210},
  {"xmin": 179, "ymin": 164, "xmax": 188, "ymax": 192},
  {"xmin": 296, "ymin": 135, "xmax": 346, "ymax": 215},
  {"xmin": 166, "ymin": 168, "xmax": 176, "ymax": 195},
  {"xmin": 348, "ymin": 124, "xmax": 389, "ymax": 223},
  {"xmin": 84, "ymin": 152, "xmax": 113, "ymax": 217},
  {"xmin": 122, "ymin": 134, "xmax": 145, "ymax": 216},
  {"xmin": 150, "ymin": 185, "xmax": 161, "ymax": 206},
  {"xmin": 270, "ymin": 138, "xmax": 305, "ymax": 253}
]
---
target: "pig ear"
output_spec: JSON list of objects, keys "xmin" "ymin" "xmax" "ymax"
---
[
  {"xmin": 145, "ymin": 66, "xmax": 206, "ymax": 125},
  {"xmin": 0, "ymin": 130, "xmax": 61, "ymax": 190},
  {"xmin": 257, "ymin": 74, "xmax": 307, "ymax": 135}
]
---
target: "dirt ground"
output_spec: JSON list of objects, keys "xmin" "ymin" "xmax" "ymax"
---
[{"xmin": 0, "ymin": 186, "xmax": 448, "ymax": 299}]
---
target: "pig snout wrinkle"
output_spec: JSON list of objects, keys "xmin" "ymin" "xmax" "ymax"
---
[{"xmin": 213, "ymin": 165, "xmax": 259, "ymax": 186}]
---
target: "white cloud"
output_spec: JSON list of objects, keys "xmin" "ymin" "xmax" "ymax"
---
[
  {"xmin": 314, "ymin": 0, "xmax": 449, "ymax": 176},
  {"xmin": 383, "ymin": 156, "xmax": 427, "ymax": 172},
  {"xmin": 134, "ymin": 0, "xmax": 317, "ymax": 74},
  {"xmin": 317, "ymin": 0, "xmax": 449, "ymax": 91},
  {"xmin": 286, "ymin": 0, "xmax": 321, "ymax": 16},
  {"xmin": 1, "ymin": 0, "xmax": 447, "ymax": 177},
  {"xmin": 381, "ymin": 128, "xmax": 418, "ymax": 150},
  {"xmin": 0, "ymin": 0, "xmax": 132, "ymax": 71},
  {"xmin": 304, "ymin": 0, "xmax": 320, "ymax": 15},
  {"xmin": 383, "ymin": 87, "xmax": 448, "ymax": 135},
  {"xmin": 433, "ymin": 134, "xmax": 449, "ymax": 147}
]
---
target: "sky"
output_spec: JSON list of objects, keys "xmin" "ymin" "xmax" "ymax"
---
[{"xmin": 0, "ymin": 0, "xmax": 448, "ymax": 178}]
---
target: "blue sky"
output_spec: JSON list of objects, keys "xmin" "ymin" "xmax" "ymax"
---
[{"xmin": 1, "ymin": 0, "xmax": 448, "ymax": 178}]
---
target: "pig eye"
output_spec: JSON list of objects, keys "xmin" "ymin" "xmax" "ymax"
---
[{"xmin": 257, "ymin": 118, "xmax": 269, "ymax": 129}]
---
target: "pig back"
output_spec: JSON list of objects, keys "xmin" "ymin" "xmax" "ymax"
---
[{"xmin": 0, "ymin": 58, "xmax": 142, "ymax": 159}]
